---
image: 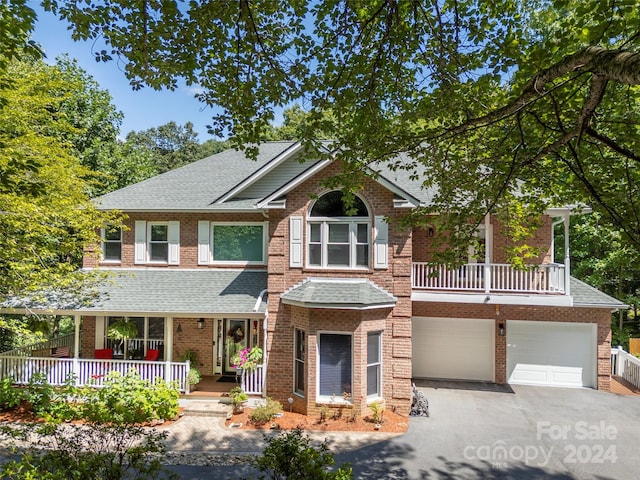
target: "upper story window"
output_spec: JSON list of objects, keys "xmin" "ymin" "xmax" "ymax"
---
[
  {"xmin": 101, "ymin": 227, "xmax": 122, "ymax": 262},
  {"xmin": 307, "ymin": 191, "xmax": 370, "ymax": 269},
  {"xmin": 134, "ymin": 220, "xmax": 180, "ymax": 265},
  {"xmin": 198, "ymin": 221, "xmax": 267, "ymax": 265},
  {"xmin": 212, "ymin": 223, "xmax": 266, "ymax": 264},
  {"xmin": 149, "ymin": 223, "xmax": 169, "ymax": 262}
]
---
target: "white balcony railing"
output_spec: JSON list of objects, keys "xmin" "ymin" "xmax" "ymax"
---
[
  {"xmin": 412, "ymin": 262, "xmax": 567, "ymax": 294},
  {"xmin": 0, "ymin": 356, "xmax": 190, "ymax": 392}
]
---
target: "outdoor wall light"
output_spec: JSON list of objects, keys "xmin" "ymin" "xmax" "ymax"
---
[
  {"xmin": 176, "ymin": 322, "xmax": 183, "ymax": 334},
  {"xmin": 197, "ymin": 318, "xmax": 205, "ymax": 330},
  {"xmin": 428, "ymin": 226, "xmax": 435, "ymax": 237},
  {"xmin": 499, "ymin": 323, "xmax": 505, "ymax": 336}
]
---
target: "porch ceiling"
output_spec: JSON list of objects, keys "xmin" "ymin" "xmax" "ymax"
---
[{"xmin": 0, "ymin": 269, "xmax": 268, "ymax": 316}]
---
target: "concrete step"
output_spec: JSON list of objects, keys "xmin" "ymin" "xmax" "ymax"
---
[{"xmin": 180, "ymin": 400, "xmax": 232, "ymax": 418}]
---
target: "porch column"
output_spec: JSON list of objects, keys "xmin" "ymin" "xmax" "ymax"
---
[
  {"xmin": 165, "ymin": 317, "xmax": 173, "ymax": 384},
  {"xmin": 563, "ymin": 212, "xmax": 571, "ymax": 295},
  {"xmin": 73, "ymin": 314, "xmax": 81, "ymax": 385},
  {"xmin": 484, "ymin": 213, "xmax": 491, "ymax": 293}
]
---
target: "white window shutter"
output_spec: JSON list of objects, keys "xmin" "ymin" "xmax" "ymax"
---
[
  {"xmin": 290, "ymin": 216, "xmax": 303, "ymax": 267},
  {"xmin": 374, "ymin": 216, "xmax": 388, "ymax": 269},
  {"xmin": 197, "ymin": 221, "xmax": 211, "ymax": 265},
  {"xmin": 134, "ymin": 220, "xmax": 147, "ymax": 264},
  {"xmin": 167, "ymin": 221, "xmax": 180, "ymax": 265}
]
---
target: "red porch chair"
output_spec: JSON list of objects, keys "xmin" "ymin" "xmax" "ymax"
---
[
  {"xmin": 94, "ymin": 348, "xmax": 113, "ymax": 359},
  {"xmin": 144, "ymin": 349, "xmax": 160, "ymax": 361}
]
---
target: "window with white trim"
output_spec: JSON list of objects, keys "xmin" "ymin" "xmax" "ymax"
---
[
  {"xmin": 294, "ymin": 329, "xmax": 305, "ymax": 397},
  {"xmin": 212, "ymin": 223, "xmax": 266, "ymax": 264},
  {"xmin": 367, "ymin": 331, "xmax": 382, "ymax": 399},
  {"xmin": 101, "ymin": 227, "xmax": 122, "ymax": 262},
  {"xmin": 307, "ymin": 191, "xmax": 370, "ymax": 269},
  {"xmin": 318, "ymin": 333, "xmax": 352, "ymax": 399},
  {"xmin": 148, "ymin": 223, "xmax": 169, "ymax": 262}
]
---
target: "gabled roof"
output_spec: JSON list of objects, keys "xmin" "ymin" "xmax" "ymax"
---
[
  {"xmin": 0, "ymin": 269, "xmax": 268, "ymax": 316},
  {"xmin": 281, "ymin": 277, "xmax": 397, "ymax": 310},
  {"xmin": 94, "ymin": 141, "xmax": 434, "ymax": 212},
  {"xmin": 95, "ymin": 142, "xmax": 297, "ymax": 211}
]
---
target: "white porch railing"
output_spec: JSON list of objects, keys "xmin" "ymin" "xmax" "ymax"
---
[
  {"xmin": 0, "ymin": 333, "xmax": 75, "ymax": 358},
  {"xmin": 611, "ymin": 346, "xmax": 640, "ymax": 390},
  {"xmin": 412, "ymin": 262, "xmax": 567, "ymax": 294},
  {"xmin": 241, "ymin": 365, "xmax": 264, "ymax": 395},
  {"xmin": 0, "ymin": 356, "xmax": 190, "ymax": 392}
]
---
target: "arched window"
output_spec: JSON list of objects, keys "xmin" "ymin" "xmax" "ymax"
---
[{"xmin": 307, "ymin": 191, "xmax": 370, "ymax": 268}]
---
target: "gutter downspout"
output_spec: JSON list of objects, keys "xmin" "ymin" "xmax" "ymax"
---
[{"xmin": 255, "ymin": 289, "xmax": 268, "ymax": 398}]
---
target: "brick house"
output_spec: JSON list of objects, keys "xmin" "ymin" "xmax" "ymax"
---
[{"xmin": 1, "ymin": 141, "xmax": 624, "ymax": 416}]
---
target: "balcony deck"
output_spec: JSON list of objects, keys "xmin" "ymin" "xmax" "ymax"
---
[{"xmin": 412, "ymin": 263, "xmax": 567, "ymax": 295}]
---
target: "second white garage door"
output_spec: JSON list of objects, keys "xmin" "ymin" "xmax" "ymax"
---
[
  {"xmin": 412, "ymin": 317, "xmax": 494, "ymax": 381},
  {"xmin": 507, "ymin": 320, "xmax": 596, "ymax": 388}
]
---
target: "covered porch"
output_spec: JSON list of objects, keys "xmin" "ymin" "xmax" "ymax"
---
[{"xmin": 0, "ymin": 269, "xmax": 268, "ymax": 396}]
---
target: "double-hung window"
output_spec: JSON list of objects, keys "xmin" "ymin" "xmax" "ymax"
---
[
  {"xmin": 367, "ymin": 332, "xmax": 382, "ymax": 399},
  {"xmin": 148, "ymin": 223, "xmax": 169, "ymax": 262},
  {"xmin": 102, "ymin": 227, "xmax": 122, "ymax": 262},
  {"xmin": 318, "ymin": 333, "xmax": 352, "ymax": 400},
  {"xmin": 307, "ymin": 191, "xmax": 370, "ymax": 269},
  {"xmin": 294, "ymin": 329, "xmax": 305, "ymax": 397}
]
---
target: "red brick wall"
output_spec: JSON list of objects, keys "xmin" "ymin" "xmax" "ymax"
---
[
  {"xmin": 412, "ymin": 215, "xmax": 553, "ymax": 265},
  {"xmin": 412, "ymin": 301, "xmax": 612, "ymax": 391},
  {"xmin": 84, "ymin": 212, "xmax": 267, "ymax": 269},
  {"xmin": 265, "ymin": 161, "xmax": 413, "ymax": 415},
  {"xmin": 81, "ymin": 316, "xmax": 96, "ymax": 358}
]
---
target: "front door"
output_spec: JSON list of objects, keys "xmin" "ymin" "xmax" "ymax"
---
[{"xmin": 223, "ymin": 319, "xmax": 248, "ymax": 374}]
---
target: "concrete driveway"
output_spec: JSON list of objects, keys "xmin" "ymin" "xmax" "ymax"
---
[
  {"xmin": 334, "ymin": 381, "xmax": 640, "ymax": 479},
  {"xmin": 166, "ymin": 382, "xmax": 640, "ymax": 479}
]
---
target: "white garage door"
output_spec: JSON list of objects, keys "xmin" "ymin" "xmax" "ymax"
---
[
  {"xmin": 507, "ymin": 320, "xmax": 596, "ymax": 388},
  {"xmin": 412, "ymin": 317, "xmax": 494, "ymax": 381}
]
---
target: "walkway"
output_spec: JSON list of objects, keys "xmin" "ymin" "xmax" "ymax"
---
[{"xmin": 160, "ymin": 411, "xmax": 400, "ymax": 467}]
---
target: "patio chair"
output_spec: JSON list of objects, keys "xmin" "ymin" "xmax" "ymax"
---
[
  {"xmin": 94, "ymin": 348, "xmax": 113, "ymax": 359},
  {"xmin": 144, "ymin": 349, "xmax": 160, "ymax": 361}
]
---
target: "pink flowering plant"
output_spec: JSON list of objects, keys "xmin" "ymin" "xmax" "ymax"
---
[{"xmin": 232, "ymin": 346, "xmax": 263, "ymax": 371}]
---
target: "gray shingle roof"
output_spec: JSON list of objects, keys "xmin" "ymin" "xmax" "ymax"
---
[
  {"xmin": 1, "ymin": 270, "xmax": 268, "ymax": 315},
  {"xmin": 95, "ymin": 142, "xmax": 297, "ymax": 211},
  {"xmin": 570, "ymin": 277, "xmax": 627, "ymax": 308},
  {"xmin": 281, "ymin": 278, "xmax": 397, "ymax": 309},
  {"xmin": 94, "ymin": 141, "xmax": 437, "ymax": 211}
]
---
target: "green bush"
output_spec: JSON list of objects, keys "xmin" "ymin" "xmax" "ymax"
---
[
  {"xmin": 0, "ymin": 422, "xmax": 178, "ymax": 480},
  {"xmin": 25, "ymin": 373, "xmax": 81, "ymax": 421},
  {"xmin": 0, "ymin": 378, "xmax": 24, "ymax": 411},
  {"xmin": 249, "ymin": 397, "xmax": 282, "ymax": 425},
  {"xmin": 253, "ymin": 428, "xmax": 352, "ymax": 479},
  {"xmin": 81, "ymin": 369, "xmax": 179, "ymax": 424}
]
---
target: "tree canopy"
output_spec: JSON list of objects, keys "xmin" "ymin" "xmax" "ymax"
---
[
  {"xmin": 39, "ymin": 0, "xmax": 640, "ymax": 258},
  {"xmin": 0, "ymin": 57, "xmax": 119, "ymax": 299}
]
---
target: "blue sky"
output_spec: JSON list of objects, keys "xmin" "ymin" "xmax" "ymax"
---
[{"xmin": 31, "ymin": 5, "xmax": 221, "ymax": 141}]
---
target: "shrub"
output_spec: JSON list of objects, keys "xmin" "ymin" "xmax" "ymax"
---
[
  {"xmin": 0, "ymin": 421, "xmax": 178, "ymax": 480},
  {"xmin": 81, "ymin": 369, "xmax": 179, "ymax": 424},
  {"xmin": 253, "ymin": 428, "xmax": 352, "ymax": 479},
  {"xmin": 25, "ymin": 373, "xmax": 81, "ymax": 421},
  {"xmin": 249, "ymin": 397, "xmax": 282, "ymax": 425},
  {"xmin": 229, "ymin": 386, "xmax": 249, "ymax": 412},
  {"xmin": 369, "ymin": 401, "xmax": 385, "ymax": 425},
  {"xmin": 0, "ymin": 378, "xmax": 24, "ymax": 411}
]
